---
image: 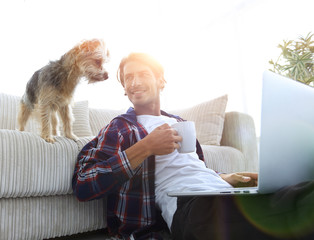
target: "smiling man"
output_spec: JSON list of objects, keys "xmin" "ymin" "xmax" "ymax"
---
[
  {"xmin": 122, "ymin": 59, "xmax": 164, "ymax": 116},
  {"xmin": 72, "ymin": 53, "xmax": 314, "ymax": 240}
]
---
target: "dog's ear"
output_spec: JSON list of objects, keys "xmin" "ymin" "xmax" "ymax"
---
[
  {"xmin": 78, "ymin": 39, "xmax": 102, "ymax": 53},
  {"xmin": 62, "ymin": 45, "xmax": 80, "ymax": 67}
]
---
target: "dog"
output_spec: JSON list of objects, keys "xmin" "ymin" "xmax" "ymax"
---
[{"xmin": 18, "ymin": 39, "xmax": 109, "ymax": 143}]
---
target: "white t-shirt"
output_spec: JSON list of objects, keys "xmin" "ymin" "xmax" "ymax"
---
[{"xmin": 137, "ymin": 115, "xmax": 232, "ymax": 229}]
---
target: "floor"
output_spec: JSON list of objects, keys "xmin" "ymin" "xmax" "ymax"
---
[
  {"xmin": 46, "ymin": 229, "xmax": 119, "ymax": 240},
  {"xmin": 47, "ymin": 229, "xmax": 172, "ymax": 240}
]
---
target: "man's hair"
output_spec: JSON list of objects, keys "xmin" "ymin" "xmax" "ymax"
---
[{"xmin": 117, "ymin": 52, "xmax": 166, "ymax": 89}]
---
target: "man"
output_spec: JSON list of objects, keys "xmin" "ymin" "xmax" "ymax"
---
[{"xmin": 72, "ymin": 53, "xmax": 314, "ymax": 240}]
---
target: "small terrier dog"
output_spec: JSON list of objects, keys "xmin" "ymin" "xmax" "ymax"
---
[{"xmin": 18, "ymin": 39, "xmax": 109, "ymax": 143}]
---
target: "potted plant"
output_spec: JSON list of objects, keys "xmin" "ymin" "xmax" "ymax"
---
[{"xmin": 269, "ymin": 32, "xmax": 314, "ymax": 86}]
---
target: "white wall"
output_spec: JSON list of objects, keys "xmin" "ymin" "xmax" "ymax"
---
[{"xmin": 0, "ymin": 0, "xmax": 313, "ymax": 136}]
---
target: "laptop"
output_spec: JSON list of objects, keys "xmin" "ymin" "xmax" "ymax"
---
[{"xmin": 168, "ymin": 70, "xmax": 314, "ymax": 196}]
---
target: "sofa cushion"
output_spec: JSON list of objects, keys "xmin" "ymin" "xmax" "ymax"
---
[
  {"xmin": 0, "ymin": 93, "xmax": 93, "ymax": 137},
  {"xmin": 89, "ymin": 108, "xmax": 125, "ymax": 136},
  {"xmin": 171, "ymin": 95, "xmax": 228, "ymax": 146},
  {"xmin": 64, "ymin": 100, "xmax": 93, "ymax": 137},
  {"xmin": 0, "ymin": 93, "xmax": 20, "ymax": 130},
  {"xmin": 0, "ymin": 92, "xmax": 40, "ymax": 133}
]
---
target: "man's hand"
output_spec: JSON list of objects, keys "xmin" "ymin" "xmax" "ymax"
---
[
  {"xmin": 144, "ymin": 123, "xmax": 182, "ymax": 156},
  {"xmin": 220, "ymin": 172, "xmax": 258, "ymax": 187},
  {"xmin": 125, "ymin": 123, "xmax": 182, "ymax": 169}
]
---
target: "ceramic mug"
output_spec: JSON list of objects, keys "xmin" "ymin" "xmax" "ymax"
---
[{"xmin": 171, "ymin": 121, "xmax": 196, "ymax": 153}]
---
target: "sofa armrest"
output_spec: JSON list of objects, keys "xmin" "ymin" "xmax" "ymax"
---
[
  {"xmin": 221, "ymin": 112, "xmax": 258, "ymax": 172},
  {"xmin": 202, "ymin": 145, "xmax": 246, "ymax": 173}
]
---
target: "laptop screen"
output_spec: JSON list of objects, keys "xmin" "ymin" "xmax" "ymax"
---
[{"xmin": 258, "ymin": 71, "xmax": 314, "ymax": 193}]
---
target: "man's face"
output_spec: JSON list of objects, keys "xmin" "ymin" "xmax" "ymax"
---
[{"xmin": 123, "ymin": 60, "xmax": 162, "ymax": 109}]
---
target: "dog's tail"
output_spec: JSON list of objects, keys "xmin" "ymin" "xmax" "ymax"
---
[
  {"xmin": 18, "ymin": 70, "xmax": 42, "ymax": 131},
  {"xmin": 17, "ymin": 100, "xmax": 33, "ymax": 131},
  {"xmin": 22, "ymin": 69, "xmax": 42, "ymax": 109},
  {"xmin": 20, "ymin": 93, "xmax": 34, "ymax": 110},
  {"xmin": 18, "ymin": 89, "xmax": 35, "ymax": 131}
]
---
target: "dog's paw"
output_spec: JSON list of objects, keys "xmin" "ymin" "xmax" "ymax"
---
[
  {"xmin": 67, "ymin": 134, "xmax": 79, "ymax": 142},
  {"xmin": 43, "ymin": 136, "xmax": 55, "ymax": 143}
]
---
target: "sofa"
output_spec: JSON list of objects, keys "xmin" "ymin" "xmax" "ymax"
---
[{"xmin": 0, "ymin": 92, "xmax": 258, "ymax": 239}]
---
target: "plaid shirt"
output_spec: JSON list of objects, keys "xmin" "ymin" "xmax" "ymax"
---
[{"xmin": 72, "ymin": 107, "xmax": 204, "ymax": 239}]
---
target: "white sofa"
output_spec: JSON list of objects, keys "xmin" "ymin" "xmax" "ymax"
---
[{"xmin": 0, "ymin": 93, "xmax": 258, "ymax": 239}]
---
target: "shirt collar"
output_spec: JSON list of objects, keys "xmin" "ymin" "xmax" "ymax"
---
[{"xmin": 117, "ymin": 107, "xmax": 181, "ymax": 125}]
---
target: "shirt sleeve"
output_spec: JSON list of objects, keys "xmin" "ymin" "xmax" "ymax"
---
[{"xmin": 72, "ymin": 119, "xmax": 137, "ymax": 201}]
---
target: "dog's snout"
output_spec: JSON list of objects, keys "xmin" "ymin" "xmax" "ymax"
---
[{"xmin": 104, "ymin": 72, "xmax": 109, "ymax": 80}]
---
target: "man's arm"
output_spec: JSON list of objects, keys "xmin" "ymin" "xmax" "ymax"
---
[
  {"xmin": 72, "ymin": 122, "xmax": 182, "ymax": 201},
  {"xmin": 72, "ymin": 121, "xmax": 136, "ymax": 201}
]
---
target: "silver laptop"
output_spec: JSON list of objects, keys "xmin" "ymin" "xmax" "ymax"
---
[{"xmin": 168, "ymin": 70, "xmax": 314, "ymax": 197}]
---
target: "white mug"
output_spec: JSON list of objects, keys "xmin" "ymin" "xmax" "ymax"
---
[{"xmin": 171, "ymin": 121, "xmax": 196, "ymax": 153}]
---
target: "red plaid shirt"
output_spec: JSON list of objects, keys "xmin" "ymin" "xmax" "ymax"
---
[{"xmin": 72, "ymin": 108, "xmax": 204, "ymax": 239}]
